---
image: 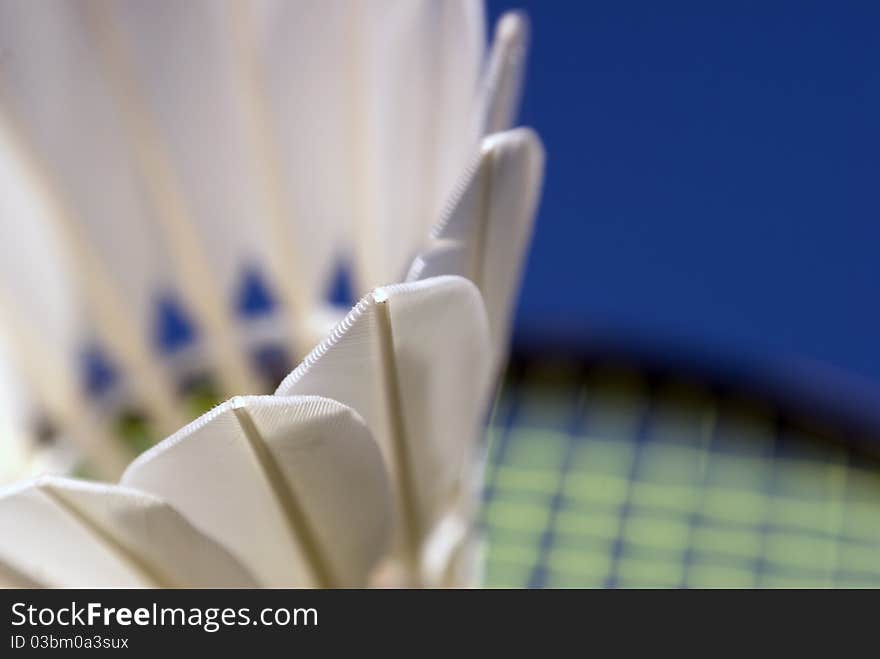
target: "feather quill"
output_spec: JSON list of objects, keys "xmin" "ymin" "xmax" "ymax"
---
[
  {"xmin": 0, "ymin": 477, "xmax": 258, "ymax": 587},
  {"xmin": 408, "ymin": 128, "xmax": 545, "ymax": 373},
  {"xmin": 122, "ymin": 395, "xmax": 391, "ymax": 588},
  {"xmin": 275, "ymin": 276, "xmax": 492, "ymax": 584}
]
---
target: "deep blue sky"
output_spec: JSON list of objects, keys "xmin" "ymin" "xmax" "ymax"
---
[{"xmin": 489, "ymin": 1, "xmax": 880, "ymax": 392}]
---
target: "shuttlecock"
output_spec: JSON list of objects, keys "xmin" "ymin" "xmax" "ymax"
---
[{"xmin": 0, "ymin": 1, "xmax": 543, "ymax": 587}]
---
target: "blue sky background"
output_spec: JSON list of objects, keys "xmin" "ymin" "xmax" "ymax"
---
[{"xmin": 488, "ymin": 1, "xmax": 880, "ymax": 398}]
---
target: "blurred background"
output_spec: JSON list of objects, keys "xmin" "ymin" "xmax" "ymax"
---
[{"xmin": 482, "ymin": 1, "xmax": 880, "ymax": 587}]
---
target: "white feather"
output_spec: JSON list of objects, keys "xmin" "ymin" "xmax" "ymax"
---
[
  {"xmin": 104, "ymin": 1, "xmax": 271, "ymax": 310},
  {"xmin": 0, "ymin": 118, "xmax": 130, "ymax": 476},
  {"xmin": 408, "ymin": 128, "xmax": 545, "ymax": 373},
  {"xmin": 86, "ymin": 0, "xmax": 264, "ymax": 394},
  {"xmin": 0, "ymin": 341, "xmax": 32, "ymax": 486},
  {"xmin": 249, "ymin": 0, "xmax": 357, "ymax": 324},
  {"xmin": 0, "ymin": 559, "xmax": 42, "ymax": 588},
  {"xmin": 0, "ymin": 1, "xmax": 168, "ymax": 349},
  {"xmin": 0, "ymin": 476, "xmax": 258, "ymax": 587},
  {"xmin": 0, "ymin": 0, "xmax": 187, "ymax": 432},
  {"xmin": 0, "ymin": 1, "xmax": 540, "ymax": 589},
  {"xmin": 122, "ymin": 395, "xmax": 391, "ymax": 587},
  {"xmin": 405, "ymin": 128, "xmax": 544, "ymax": 583},
  {"xmin": 477, "ymin": 11, "xmax": 530, "ymax": 135},
  {"xmin": 275, "ymin": 276, "xmax": 492, "ymax": 584},
  {"xmin": 342, "ymin": 1, "xmax": 487, "ymax": 294}
]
